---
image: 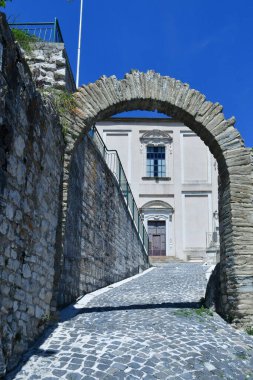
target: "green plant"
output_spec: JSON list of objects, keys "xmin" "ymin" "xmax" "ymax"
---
[
  {"xmin": 41, "ymin": 313, "xmax": 51, "ymax": 322},
  {"xmin": 174, "ymin": 306, "xmax": 213, "ymax": 318},
  {"xmin": 195, "ymin": 305, "xmax": 213, "ymax": 317},
  {"xmin": 11, "ymin": 28, "xmax": 40, "ymax": 53},
  {"xmin": 174, "ymin": 309, "xmax": 192, "ymax": 317},
  {"xmin": 42, "ymin": 88, "xmax": 77, "ymax": 141},
  {"xmin": 53, "ymin": 89, "xmax": 77, "ymax": 115},
  {"xmin": 245, "ymin": 371, "xmax": 253, "ymax": 380},
  {"xmin": 0, "ymin": 0, "xmax": 11, "ymax": 7},
  {"xmin": 245, "ymin": 326, "xmax": 253, "ymax": 336},
  {"xmin": 61, "ymin": 121, "xmax": 69, "ymax": 139},
  {"xmin": 236, "ymin": 351, "xmax": 247, "ymax": 360},
  {"xmin": 38, "ymin": 311, "xmax": 59, "ymax": 328}
]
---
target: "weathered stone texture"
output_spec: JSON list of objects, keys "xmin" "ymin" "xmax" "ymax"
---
[
  {"xmin": 22, "ymin": 43, "xmax": 76, "ymax": 93},
  {"xmin": 0, "ymin": 15, "xmax": 151, "ymax": 375},
  {"xmin": 0, "ymin": 14, "xmax": 64, "ymax": 376},
  {"xmin": 205, "ymin": 263, "xmax": 222, "ymax": 312},
  {"xmin": 62, "ymin": 70, "xmax": 253, "ymax": 327},
  {"xmin": 59, "ymin": 136, "xmax": 149, "ymax": 306},
  {"xmin": 1, "ymin": 9, "xmax": 253, "ymax": 377}
]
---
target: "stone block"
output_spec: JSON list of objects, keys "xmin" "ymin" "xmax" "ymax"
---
[
  {"xmin": 0, "ymin": 220, "xmax": 8, "ymax": 234},
  {"xmin": 14, "ymin": 135, "xmax": 25, "ymax": 158},
  {"xmin": 6, "ymin": 204, "xmax": 14, "ymax": 220},
  {"xmin": 22, "ymin": 264, "xmax": 31, "ymax": 279},
  {"xmin": 54, "ymin": 68, "xmax": 65, "ymax": 80}
]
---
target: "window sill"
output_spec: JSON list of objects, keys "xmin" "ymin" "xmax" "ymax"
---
[{"xmin": 142, "ymin": 177, "xmax": 171, "ymax": 182}]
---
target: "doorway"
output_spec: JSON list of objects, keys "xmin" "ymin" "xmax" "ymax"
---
[{"xmin": 148, "ymin": 220, "xmax": 166, "ymax": 256}]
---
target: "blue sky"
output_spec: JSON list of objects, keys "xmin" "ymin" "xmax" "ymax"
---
[{"xmin": 4, "ymin": 0, "xmax": 253, "ymax": 146}]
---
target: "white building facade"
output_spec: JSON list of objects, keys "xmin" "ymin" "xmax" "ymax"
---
[{"xmin": 96, "ymin": 118, "xmax": 219, "ymax": 262}]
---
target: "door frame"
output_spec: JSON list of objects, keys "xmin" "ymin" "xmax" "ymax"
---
[
  {"xmin": 148, "ymin": 220, "xmax": 166, "ymax": 256},
  {"xmin": 144, "ymin": 212, "xmax": 174, "ymax": 256}
]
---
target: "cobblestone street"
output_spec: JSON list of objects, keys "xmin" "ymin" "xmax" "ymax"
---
[{"xmin": 7, "ymin": 263, "xmax": 253, "ymax": 380}]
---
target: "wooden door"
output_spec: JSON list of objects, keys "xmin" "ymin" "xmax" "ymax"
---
[{"xmin": 148, "ymin": 221, "xmax": 166, "ymax": 256}]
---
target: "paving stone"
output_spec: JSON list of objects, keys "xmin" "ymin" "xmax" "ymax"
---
[
  {"xmin": 97, "ymin": 363, "xmax": 109, "ymax": 371},
  {"xmin": 71, "ymin": 358, "xmax": 83, "ymax": 365},
  {"xmin": 66, "ymin": 363, "xmax": 81, "ymax": 370},
  {"xmin": 111, "ymin": 362, "xmax": 127, "ymax": 371},
  {"xmin": 6, "ymin": 264, "xmax": 253, "ymax": 380},
  {"xmin": 65, "ymin": 374, "xmax": 83, "ymax": 380},
  {"xmin": 52, "ymin": 369, "xmax": 67, "ymax": 377},
  {"xmin": 127, "ymin": 362, "xmax": 141, "ymax": 369}
]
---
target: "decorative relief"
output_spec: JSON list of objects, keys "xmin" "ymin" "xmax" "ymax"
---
[
  {"xmin": 140, "ymin": 130, "xmax": 173, "ymax": 145},
  {"xmin": 140, "ymin": 200, "xmax": 174, "ymax": 212},
  {"xmin": 152, "ymin": 215, "xmax": 167, "ymax": 221}
]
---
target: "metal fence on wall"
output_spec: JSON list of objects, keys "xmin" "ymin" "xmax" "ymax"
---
[
  {"xmin": 9, "ymin": 19, "xmax": 64, "ymax": 43},
  {"xmin": 89, "ymin": 126, "xmax": 149, "ymax": 254},
  {"xmin": 9, "ymin": 19, "xmax": 76, "ymax": 92}
]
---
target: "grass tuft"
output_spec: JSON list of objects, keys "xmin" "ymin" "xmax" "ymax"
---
[
  {"xmin": 11, "ymin": 28, "xmax": 40, "ymax": 53},
  {"xmin": 174, "ymin": 305, "xmax": 213, "ymax": 318},
  {"xmin": 41, "ymin": 88, "xmax": 77, "ymax": 141},
  {"xmin": 245, "ymin": 326, "xmax": 253, "ymax": 336}
]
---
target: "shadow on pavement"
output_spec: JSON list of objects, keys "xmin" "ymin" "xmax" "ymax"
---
[
  {"xmin": 76, "ymin": 301, "xmax": 202, "ymax": 315},
  {"xmin": 5, "ymin": 326, "xmax": 59, "ymax": 380},
  {"xmin": 6, "ymin": 301, "xmax": 202, "ymax": 379}
]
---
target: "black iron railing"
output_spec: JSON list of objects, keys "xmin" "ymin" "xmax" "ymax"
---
[{"xmin": 89, "ymin": 126, "xmax": 149, "ymax": 254}]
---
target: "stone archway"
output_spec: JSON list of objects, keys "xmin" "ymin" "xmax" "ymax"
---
[{"xmin": 63, "ymin": 70, "xmax": 253, "ymax": 325}]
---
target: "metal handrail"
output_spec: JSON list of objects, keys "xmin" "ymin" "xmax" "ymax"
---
[
  {"xmin": 64, "ymin": 51, "xmax": 77, "ymax": 92},
  {"xmin": 9, "ymin": 19, "xmax": 76, "ymax": 92},
  {"xmin": 206, "ymin": 231, "xmax": 220, "ymax": 248},
  {"xmin": 89, "ymin": 126, "xmax": 149, "ymax": 254},
  {"xmin": 9, "ymin": 19, "xmax": 64, "ymax": 43}
]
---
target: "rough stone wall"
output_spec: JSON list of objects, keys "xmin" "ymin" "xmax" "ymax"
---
[
  {"xmin": 0, "ymin": 15, "xmax": 151, "ymax": 375},
  {"xmin": 23, "ymin": 42, "xmax": 76, "ymax": 92},
  {"xmin": 0, "ymin": 14, "xmax": 64, "ymax": 375},
  {"xmin": 63, "ymin": 71, "xmax": 253, "ymax": 326},
  {"xmin": 205, "ymin": 263, "xmax": 221, "ymax": 312},
  {"xmin": 0, "ymin": 9, "xmax": 252, "ymax": 375},
  {"xmin": 59, "ymin": 135, "xmax": 149, "ymax": 306}
]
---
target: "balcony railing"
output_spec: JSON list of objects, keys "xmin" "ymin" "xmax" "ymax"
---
[
  {"xmin": 9, "ymin": 19, "xmax": 63, "ymax": 43},
  {"xmin": 89, "ymin": 126, "xmax": 149, "ymax": 255},
  {"xmin": 9, "ymin": 19, "xmax": 76, "ymax": 92}
]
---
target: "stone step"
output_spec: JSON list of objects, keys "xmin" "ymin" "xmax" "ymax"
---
[{"xmin": 149, "ymin": 256, "xmax": 184, "ymax": 264}]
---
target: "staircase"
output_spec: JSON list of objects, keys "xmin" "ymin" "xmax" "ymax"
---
[{"xmin": 149, "ymin": 256, "xmax": 185, "ymax": 265}]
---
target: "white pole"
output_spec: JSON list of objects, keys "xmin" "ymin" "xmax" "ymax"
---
[{"xmin": 76, "ymin": 0, "xmax": 84, "ymax": 88}]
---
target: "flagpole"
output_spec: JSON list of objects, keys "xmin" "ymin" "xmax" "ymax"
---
[{"xmin": 76, "ymin": 0, "xmax": 84, "ymax": 88}]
